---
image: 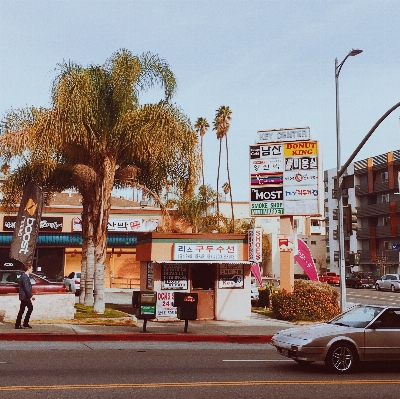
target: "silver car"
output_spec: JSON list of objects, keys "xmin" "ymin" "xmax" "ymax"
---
[
  {"xmin": 271, "ymin": 304, "xmax": 400, "ymax": 374},
  {"xmin": 375, "ymin": 274, "xmax": 400, "ymax": 292}
]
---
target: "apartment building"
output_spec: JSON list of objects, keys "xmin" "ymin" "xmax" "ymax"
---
[{"xmin": 325, "ymin": 149, "xmax": 400, "ymax": 277}]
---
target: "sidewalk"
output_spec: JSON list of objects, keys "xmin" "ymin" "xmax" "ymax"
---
[{"xmin": 0, "ymin": 312, "xmax": 295, "ymax": 343}]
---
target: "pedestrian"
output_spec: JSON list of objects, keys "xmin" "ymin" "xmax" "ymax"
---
[{"xmin": 15, "ymin": 264, "xmax": 35, "ymax": 329}]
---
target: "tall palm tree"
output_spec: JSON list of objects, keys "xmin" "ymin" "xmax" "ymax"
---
[
  {"xmin": 213, "ymin": 105, "xmax": 234, "ymax": 232},
  {"xmin": 0, "ymin": 49, "xmax": 200, "ymax": 313},
  {"xmin": 194, "ymin": 117, "xmax": 209, "ymax": 187}
]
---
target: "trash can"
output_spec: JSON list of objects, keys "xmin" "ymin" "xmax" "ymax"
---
[
  {"xmin": 174, "ymin": 292, "xmax": 198, "ymax": 320},
  {"xmin": 132, "ymin": 291, "xmax": 157, "ymax": 319}
]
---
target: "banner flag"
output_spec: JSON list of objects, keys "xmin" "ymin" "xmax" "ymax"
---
[
  {"xmin": 251, "ymin": 263, "xmax": 263, "ymax": 286},
  {"xmin": 9, "ymin": 182, "xmax": 44, "ymax": 265},
  {"xmin": 293, "ymin": 238, "xmax": 319, "ymax": 281}
]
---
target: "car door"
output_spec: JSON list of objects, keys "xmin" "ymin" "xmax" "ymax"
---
[
  {"xmin": 381, "ymin": 275, "xmax": 390, "ymax": 290},
  {"xmin": 364, "ymin": 309, "xmax": 400, "ymax": 361}
]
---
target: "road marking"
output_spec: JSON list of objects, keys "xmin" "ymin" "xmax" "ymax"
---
[
  {"xmin": 2, "ymin": 380, "xmax": 400, "ymax": 391},
  {"xmin": 223, "ymin": 359, "xmax": 292, "ymax": 362}
]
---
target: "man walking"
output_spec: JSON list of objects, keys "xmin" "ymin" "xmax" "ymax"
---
[{"xmin": 15, "ymin": 264, "xmax": 35, "ymax": 329}]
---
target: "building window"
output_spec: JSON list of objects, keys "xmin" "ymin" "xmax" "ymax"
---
[
  {"xmin": 311, "ymin": 241, "xmax": 317, "ymax": 245},
  {"xmin": 382, "ymin": 194, "xmax": 389, "ymax": 203},
  {"xmin": 381, "ymin": 171, "xmax": 389, "ymax": 182},
  {"xmin": 382, "ymin": 217, "xmax": 390, "ymax": 226}
]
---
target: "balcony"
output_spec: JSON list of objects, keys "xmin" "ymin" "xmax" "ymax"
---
[
  {"xmin": 357, "ymin": 226, "xmax": 400, "ymax": 239},
  {"xmin": 357, "ymin": 203, "xmax": 390, "ymax": 217},
  {"xmin": 355, "ymin": 181, "xmax": 399, "ymax": 196},
  {"xmin": 359, "ymin": 250, "xmax": 400, "ymax": 264}
]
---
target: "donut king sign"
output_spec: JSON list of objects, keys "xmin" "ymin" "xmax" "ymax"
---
[
  {"xmin": 10, "ymin": 182, "xmax": 44, "ymax": 265},
  {"xmin": 250, "ymin": 127, "xmax": 321, "ymax": 216}
]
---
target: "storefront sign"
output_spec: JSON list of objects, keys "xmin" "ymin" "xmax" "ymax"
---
[
  {"xmin": 256, "ymin": 127, "xmax": 310, "ymax": 143},
  {"xmin": 72, "ymin": 217, "xmax": 159, "ymax": 232},
  {"xmin": 218, "ymin": 264, "xmax": 244, "ymax": 288},
  {"xmin": 156, "ymin": 290, "xmax": 177, "ymax": 317},
  {"xmin": 249, "ymin": 137, "xmax": 320, "ymax": 216},
  {"xmin": 248, "ymin": 228, "xmax": 262, "ymax": 262},
  {"xmin": 4, "ymin": 216, "xmax": 63, "ymax": 232},
  {"xmin": 146, "ymin": 262, "xmax": 153, "ymax": 290},
  {"xmin": 161, "ymin": 264, "xmax": 188, "ymax": 289},
  {"xmin": 173, "ymin": 244, "xmax": 238, "ymax": 261}
]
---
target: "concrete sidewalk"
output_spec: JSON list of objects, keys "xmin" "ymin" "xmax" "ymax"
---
[{"xmin": 0, "ymin": 313, "xmax": 295, "ymax": 343}]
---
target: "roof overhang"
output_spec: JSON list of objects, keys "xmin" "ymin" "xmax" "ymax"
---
[{"xmin": 154, "ymin": 260, "xmax": 251, "ymax": 264}]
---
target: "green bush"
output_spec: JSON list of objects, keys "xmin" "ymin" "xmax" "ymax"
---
[
  {"xmin": 270, "ymin": 280, "xmax": 340, "ymax": 322},
  {"xmin": 257, "ymin": 287, "xmax": 270, "ymax": 308}
]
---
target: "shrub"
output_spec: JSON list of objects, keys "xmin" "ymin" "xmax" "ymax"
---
[{"xmin": 270, "ymin": 280, "xmax": 340, "ymax": 322}]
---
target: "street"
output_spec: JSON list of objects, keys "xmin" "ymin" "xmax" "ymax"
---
[
  {"xmin": 342, "ymin": 286, "xmax": 400, "ymax": 307},
  {"xmin": 1, "ymin": 288, "xmax": 400, "ymax": 399},
  {"xmin": 1, "ymin": 341, "xmax": 400, "ymax": 399}
]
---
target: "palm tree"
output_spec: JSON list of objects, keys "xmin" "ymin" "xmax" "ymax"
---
[
  {"xmin": 194, "ymin": 117, "xmax": 209, "ymax": 187},
  {"xmin": 0, "ymin": 49, "xmax": 200, "ymax": 313},
  {"xmin": 213, "ymin": 105, "xmax": 234, "ymax": 232}
]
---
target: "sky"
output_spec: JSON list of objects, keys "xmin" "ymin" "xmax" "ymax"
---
[{"xmin": 1, "ymin": 0, "xmax": 399, "ymax": 202}]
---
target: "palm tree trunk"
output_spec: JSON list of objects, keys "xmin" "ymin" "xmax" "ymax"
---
[
  {"xmin": 225, "ymin": 136, "xmax": 234, "ymax": 232},
  {"xmin": 216, "ymin": 138, "xmax": 222, "ymax": 229},
  {"xmin": 201, "ymin": 136, "xmax": 205, "ymax": 187}
]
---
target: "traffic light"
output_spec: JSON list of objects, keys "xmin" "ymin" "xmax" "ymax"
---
[{"xmin": 344, "ymin": 205, "xmax": 358, "ymax": 236}]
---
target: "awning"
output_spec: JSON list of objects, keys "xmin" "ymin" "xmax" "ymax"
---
[{"xmin": 154, "ymin": 260, "xmax": 251, "ymax": 264}]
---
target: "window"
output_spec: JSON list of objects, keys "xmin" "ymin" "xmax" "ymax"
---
[
  {"xmin": 311, "ymin": 240, "xmax": 316, "ymax": 245},
  {"xmin": 381, "ymin": 171, "xmax": 389, "ymax": 182},
  {"xmin": 382, "ymin": 194, "xmax": 389, "ymax": 203},
  {"xmin": 382, "ymin": 217, "xmax": 390, "ymax": 227}
]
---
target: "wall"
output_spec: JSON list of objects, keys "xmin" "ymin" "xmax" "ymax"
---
[{"xmin": 0, "ymin": 293, "xmax": 75, "ymax": 322}]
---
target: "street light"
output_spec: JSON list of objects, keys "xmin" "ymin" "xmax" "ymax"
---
[{"xmin": 335, "ymin": 48, "xmax": 363, "ymax": 312}]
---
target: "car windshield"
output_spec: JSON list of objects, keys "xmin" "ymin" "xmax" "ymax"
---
[{"xmin": 328, "ymin": 305, "xmax": 382, "ymax": 328}]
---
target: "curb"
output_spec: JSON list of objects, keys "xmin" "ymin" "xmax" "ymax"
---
[{"xmin": 0, "ymin": 333, "xmax": 273, "ymax": 343}]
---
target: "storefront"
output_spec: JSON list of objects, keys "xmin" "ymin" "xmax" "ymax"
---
[{"xmin": 136, "ymin": 232, "xmax": 252, "ymax": 321}]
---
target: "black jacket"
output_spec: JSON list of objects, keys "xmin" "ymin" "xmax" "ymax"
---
[{"xmin": 19, "ymin": 273, "xmax": 32, "ymax": 301}]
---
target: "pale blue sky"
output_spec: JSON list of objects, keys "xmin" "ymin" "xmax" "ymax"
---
[{"xmin": 1, "ymin": 1, "xmax": 399, "ymax": 201}]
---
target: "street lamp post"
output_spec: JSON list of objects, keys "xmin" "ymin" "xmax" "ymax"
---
[{"xmin": 335, "ymin": 49, "xmax": 363, "ymax": 312}]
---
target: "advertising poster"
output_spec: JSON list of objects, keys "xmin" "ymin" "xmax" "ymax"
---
[
  {"xmin": 249, "ymin": 131, "xmax": 320, "ymax": 216},
  {"xmin": 9, "ymin": 182, "xmax": 44, "ymax": 265}
]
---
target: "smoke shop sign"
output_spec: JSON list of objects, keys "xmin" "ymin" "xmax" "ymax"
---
[{"xmin": 173, "ymin": 243, "xmax": 238, "ymax": 261}]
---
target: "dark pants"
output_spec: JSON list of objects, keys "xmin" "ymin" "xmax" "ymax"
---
[{"xmin": 15, "ymin": 299, "xmax": 33, "ymax": 327}]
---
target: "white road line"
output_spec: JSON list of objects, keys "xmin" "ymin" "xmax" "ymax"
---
[{"xmin": 223, "ymin": 359, "xmax": 292, "ymax": 362}]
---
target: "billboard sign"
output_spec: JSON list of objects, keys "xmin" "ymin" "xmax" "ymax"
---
[{"xmin": 250, "ymin": 132, "xmax": 320, "ymax": 216}]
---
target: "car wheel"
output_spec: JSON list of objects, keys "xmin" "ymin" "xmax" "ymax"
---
[
  {"xmin": 391, "ymin": 285, "xmax": 396, "ymax": 293},
  {"xmin": 354, "ymin": 282, "xmax": 360, "ymax": 289},
  {"xmin": 326, "ymin": 280, "xmax": 330, "ymax": 285},
  {"xmin": 375, "ymin": 284, "xmax": 380, "ymax": 291},
  {"xmin": 325, "ymin": 342, "xmax": 358, "ymax": 374}
]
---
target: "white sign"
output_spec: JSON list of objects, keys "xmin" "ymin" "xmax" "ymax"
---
[
  {"xmin": 156, "ymin": 290, "xmax": 177, "ymax": 317},
  {"xmin": 173, "ymin": 244, "xmax": 238, "ymax": 261},
  {"xmin": 72, "ymin": 217, "xmax": 159, "ymax": 232},
  {"xmin": 249, "ymin": 139, "xmax": 320, "ymax": 216},
  {"xmin": 248, "ymin": 228, "xmax": 263, "ymax": 262},
  {"xmin": 257, "ymin": 127, "xmax": 310, "ymax": 143},
  {"xmin": 218, "ymin": 264, "xmax": 244, "ymax": 288}
]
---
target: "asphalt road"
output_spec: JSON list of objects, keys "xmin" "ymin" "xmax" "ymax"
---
[
  {"xmin": 1, "ymin": 341, "xmax": 400, "ymax": 399},
  {"xmin": 344, "ymin": 286, "xmax": 400, "ymax": 307}
]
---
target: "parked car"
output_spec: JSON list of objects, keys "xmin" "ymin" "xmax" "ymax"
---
[
  {"xmin": 63, "ymin": 271, "xmax": 81, "ymax": 295},
  {"xmin": 0, "ymin": 270, "xmax": 66, "ymax": 295},
  {"xmin": 375, "ymin": 274, "xmax": 400, "ymax": 292},
  {"xmin": 271, "ymin": 304, "xmax": 400, "ymax": 374},
  {"xmin": 345, "ymin": 272, "xmax": 374, "ymax": 289},
  {"xmin": 319, "ymin": 272, "xmax": 340, "ymax": 285},
  {"xmin": 251, "ymin": 283, "xmax": 259, "ymax": 305}
]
